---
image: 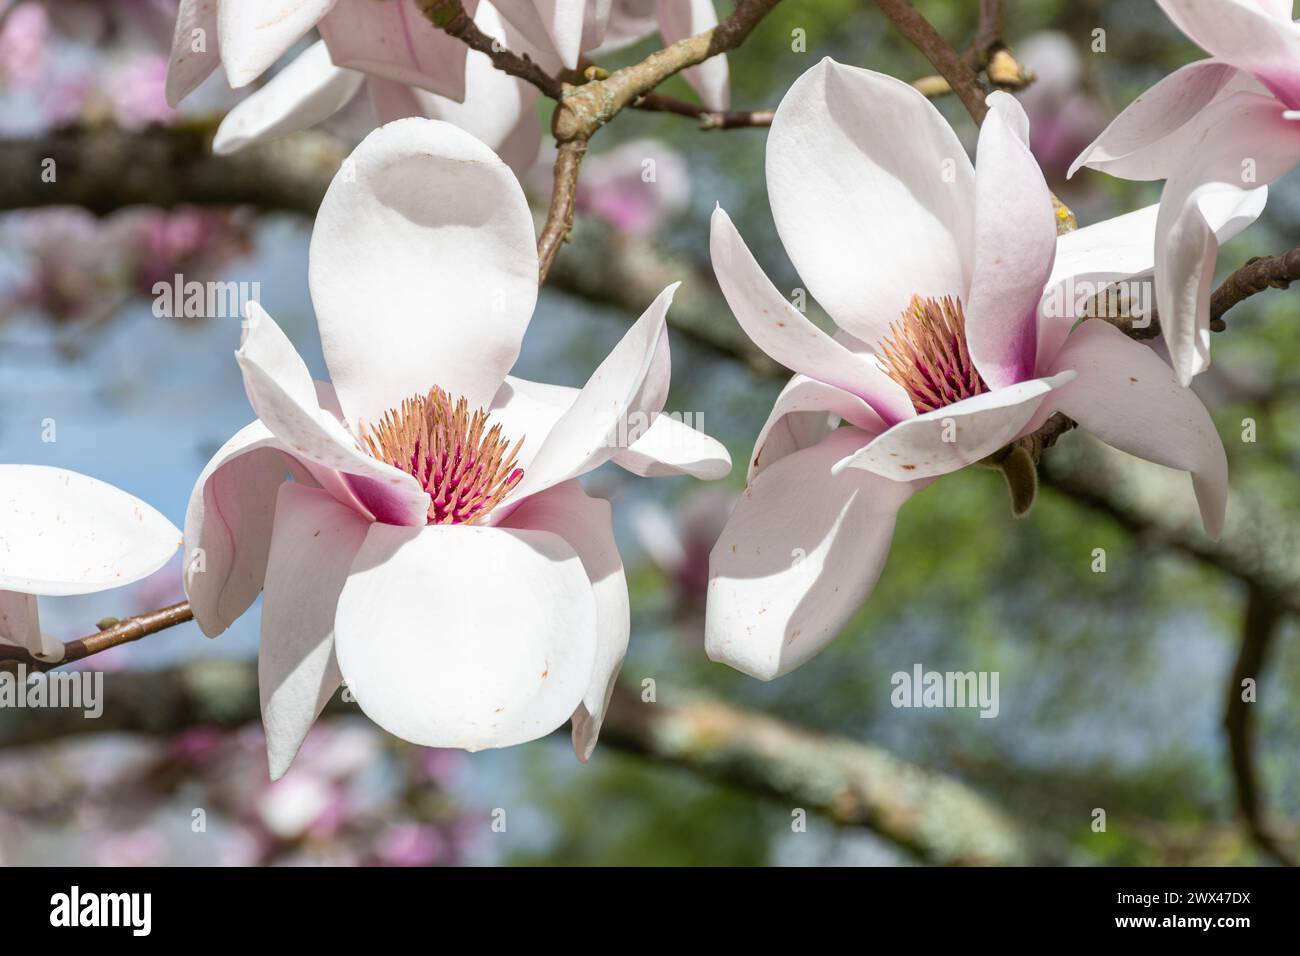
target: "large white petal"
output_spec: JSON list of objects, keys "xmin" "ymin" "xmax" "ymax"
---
[
  {"xmin": 500, "ymin": 480, "xmax": 627, "ymax": 760},
  {"xmin": 237, "ymin": 303, "xmax": 431, "ymax": 526},
  {"xmin": 611, "ymin": 413, "xmax": 732, "ymax": 480},
  {"xmin": 707, "ymin": 427, "xmax": 927, "ymax": 680},
  {"xmin": 709, "ymin": 205, "xmax": 915, "ymax": 425},
  {"xmin": 1153, "ymin": 92, "xmax": 1300, "ymax": 384},
  {"xmin": 213, "ymin": 41, "xmax": 364, "ymax": 155},
  {"xmin": 308, "ymin": 117, "xmax": 538, "ymax": 422},
  {"xmin": 1068, "ymin": 59, "xmax": 1240, "ymax": 181},
  {"xmin": 657, "ymin": 0, "xmax": 729, "ymax": 111},
  {"xmin": 0, "ymin": 465, "xmax": 180, "ymax": 597},
  {"xmin": 259, "ymin": 483, "xmax": 369, "ymax": 779},
  {"xmin": 766, "ymin": 59, "xmax": 976, "ymax": 346},
  {"xmin": 965, "ymin": 92, "xmax": 1057, "ymax": 390},
  {"xmin": 217, "ymin": 0, "xmax": 336, "ymax": 89},
  {"xmin": 835, "ymin": 373, "xmax": 1076, "ymax": 481},
  {"xmin": 318, "ymin": 0, "xmax": 470, "ymax": 101},
  {"xmin": 334, "ymin": 523, "xmax": 598, "ymax": 750},
  {"xmin": 166, "ymin": 0, "xmax": 220, "ymax": 106},
  {"xmin": 1043, "ymin": 319, "xmax": 1228, "ymax": 538},
  {"xmin": 533, "ymin": 0, "xmax": 588, "ymax": 68}
]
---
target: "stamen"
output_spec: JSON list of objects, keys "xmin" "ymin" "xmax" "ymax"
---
[
  {"xmin": 878, "ymin": 294, "xmax": 988, "ymax": 413},
  {"xmin": 362, "ymin": 387, "xmax": 524, "ymax": 525}
]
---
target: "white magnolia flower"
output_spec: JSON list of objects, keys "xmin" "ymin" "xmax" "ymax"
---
[
  {"xmin": 0, "ymin": 465, "xmax": 180, "ymax": 662},
  {"xmin": 207, "ymin": 1, "xmax": 550, "ymax": 176},
  {"xmin": 184, "ymin": 117, "xmax": 730, "ymax": 777},
  {"xmin": 704, "ymin": 59, "xmax": 1240, "ymax": 681},
  {"xmin": 494, "ymin": 0, "xmax": 730, "ymax": 110},
  {"xmin": 1069, "ymin": 0, "xmax": 1300, "ymax": 384}
]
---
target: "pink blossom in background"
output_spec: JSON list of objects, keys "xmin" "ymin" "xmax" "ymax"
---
[
  {"xmin": 375, "ymin": 823, "xmax": 447, "ymax": 867},
  {"xmin": 0, "ymin": 2, "xmax": 49, "ymax": 88},
  {"xmin": 109, "ymin": 52, "xmax": 176, "ymax": 129},
  {"xmin": 1015, "ymin": 31, "xmax": 1106, "ymax": 182}
]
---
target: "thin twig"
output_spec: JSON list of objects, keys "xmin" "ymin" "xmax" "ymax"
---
[
  {"xmin": 415, "ymin": 0, "xmax": 563, "ymax": 98},
  {"xmin": 871, "ymin": 0, "xmax": 989, "ymax": 123},
  {"xmin": 635, "ymin": 92, "xmax": 774, "ymax": 129},
  {"xmin": 0, "ymin": 601, "xmax": 193, "ymax": 675}
]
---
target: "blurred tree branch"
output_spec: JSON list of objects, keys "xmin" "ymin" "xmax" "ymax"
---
[
  {"xmin": 1225, "ymin": 588, "xmax": 1297, "ymax": 865},
  {"xmin": 0, "ymin": 656, "xmax": 1053, "ymax": 865}
]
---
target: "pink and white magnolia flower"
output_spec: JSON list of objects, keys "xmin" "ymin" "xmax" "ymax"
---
[
  {"xmin": 493, "ymin": 0, "xmax": 729, "ymax": 110},
  {"xmin": 0, "ymin": 466, "xmax": 180, "ymax": 663},
  {"xmin": 209, "ymin": 1, "xmax": 548, "ymax": 176},
  {"xmin": 184, "ymin": 117, "xmax": 730, "ymax": 777},
  {"xmin": 166, "ymin": 0, "xmax": 472, "ymax": 106},
  {"xmin": 705, "ymin": 59, "xmax": 1235, "ymax": 681},
  {"xmin": 1069, "ymin": 0, "xmax": 1300, "ymax": 385}
]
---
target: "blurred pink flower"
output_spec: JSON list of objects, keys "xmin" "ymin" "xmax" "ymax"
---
[
  {"xmin": 375, "ymin": 823, "xmax": 446, "ymax": 867},
  {"xmin": 1015, "ymin": 31, "xmax": 1106, "ymax": 181},
  {"xmin": 110, "ymin": 52, "xmax": 176, "ymax": 129},
  {"xmin": 0, "ymin": 2, "xmax": 49, "ymax": 89}
]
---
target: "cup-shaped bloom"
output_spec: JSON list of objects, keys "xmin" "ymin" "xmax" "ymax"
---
[
  {"xmin": 1069, "ymin": 0, "xmax": 1300, "ymax": 384},
  {"xmin": 705, "ymin": 59, "xmax": 1235, "ymax": 681},
  {"xmin": 0, "ymin": 466, "xmax": 180, "ymax": 662},
  {"xmin": 184, "ymin": 117, "xmax": 730, "ymax": 776}
]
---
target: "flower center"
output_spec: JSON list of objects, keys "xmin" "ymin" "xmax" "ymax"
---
[
  {"xmin": 362, "ymin": 387, "xmax": 524, "ymax": 525},
  {"xmin": 878, "ymin": 294, "xmax": 988, "ymax": 413}
]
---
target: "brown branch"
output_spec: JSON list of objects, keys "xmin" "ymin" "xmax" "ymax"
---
[
  {"xmin": 1225, "ymin": 588, "xmax": 1297, "ymax": 865},
  {"xmin": 0, "ymin": 601, "xmax": 193, "ymax": 675},
  {"xmin": 0, "ymin": 656, "xmax": 1053, "ymax": 865},
  {"xmin": 416, "ymin": 0, "xmax": 563, "ymax": 98},
  {"xmin": 536, "ymin": 139, "xmax": 586, "ymax": 283},
  {"xmin": 871, "ymin": 0, "xmax": 989, "ymax": 123},
  {"xmin": 1210, "ymin": 248, "xmax": 1300, "ymax": 330},
  {"xmin": 635, "ymin": 92, "xmax": 774, "ymax": 129}
]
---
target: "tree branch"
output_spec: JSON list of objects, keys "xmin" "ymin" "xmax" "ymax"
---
[
  {"xmin": 871, "ymin": 0, "xmax": 989, "ymax": 123},
  {"xmin": 0, "ymin": 602, "xmax": 193, "ymax": 674},
  {"xmin": 0, "ymin": 657, "xmax": 1053, "ymax": 865},
  {"xmin": 536, "ymin": 139, "xmax": 585, "ymax": 283},
  {"xmin": 416, "ymin": 0, "xmax": 563, "ymax": 98},
  {"xmin": 1225, "ymin": 588, "xmax": 1297, "ymax": 865}
]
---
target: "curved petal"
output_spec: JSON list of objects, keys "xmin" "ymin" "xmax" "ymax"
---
[
  {"xmin": 318, "ymin": 0, "xmax": 469, "ymax": 100},
  {"xmin": 504, "ymin": 284, "xmax": 676, "ymax": 503},
  {"xmin": 0, "ymin": 465, "xmax": 180, "ymax": 597},
  {"xmin": 1153, "ymin": 92, "xmax": 1300, "ymax": 384},
  {"xmin": 706, "ymin": 427, "xmax": 927, "ymax": 680},
  {"xmin": 237, "ymin": 303, "xmax": 430, "ymax": 526},
  {"xmin": 767, "ymin": 59, "xmax": 975, "ymax": 346},
  {"xmin": 1068, "ymin": 59, "xmax": 1240, "ymax": 180},
  {"xmin": 308, "ymin": 117, "xmax": 538, "ymax": 422},
  {"xmin": 836, "ymin": 372, "xmax": 1076, "ymax": 481},
  {"xmin": 260, "ymin": 483, "xmax": 369, "ymax": 779},
  {"xmin": 185, "ymin": 420, "xmax": 296, "ymax": 637},
  {"xmin": 612, "ymin": 413, "xmax": 732, "ymax": 480},
  {"xmin": 166, "ymin": 0, "xmax": 220, "ymax": 106},
  {"xmin": 657, "ymin": 0, "xmax": 729, "ymax": 111},
  {"xmin": 334, "ymin": 523, "xmax": 598, "ymax": 750},
  {"xmin": 748, "ymin": 374, "xmax": 886, "ymax": 481},
  {"xmin": 1157, "ymin": 0, "xmax": 1300, "ymax": 109},
  {"xmin": 0, "ymin": 590, "xmax": 60, "ymax": 662},
  {"xmin": 965, "ymin": 92, "xmax": 1057, "ymax": 390},
  {"xmin": 500, "ymin": 480, "xmax": 627, "ymax": 760},
  {"xmin": 1043, "ymin": 319, "xmax": 1228, "ymax": 538},
  {"xmin": 213, "ymin": 41, "xmax": 364, "ymax": 155},
  {"xmin": 710, "ymin": 206, "xmax": 915, "ymax": 425},
  {"xmin": 217, "ymin": 0, "xmax": 336, "ymax": 89}
]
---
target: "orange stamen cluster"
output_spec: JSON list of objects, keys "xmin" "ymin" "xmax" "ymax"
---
[
  {"xmin": 363, "ymin": 387, "xmax": 524, "ymax": 525},
  {"xmin": 879, "ymin": 294, "xmax": 988, "ymax": 413}
]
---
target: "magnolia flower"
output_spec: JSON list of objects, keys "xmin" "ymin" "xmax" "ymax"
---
[
  {"xmin": 1069, "ymin": 0, "xmax": 1300, "ymax": 385},
  {"xmin": 166, "ymin": 0, "xmax": 471, "ymax": 105},
  {"xmin": 494, "ymin": 0, "xmax": 729, "ymax": 110},
  {"xmin": 208, "ymin": 1, "xmax": 548, "ymax": 176},
  {"xmin": 0, "ymin": 465, "xmax": 180, "ymax": 663},
  {"xmin": 185, "ymin": 117, "xmax": 730, "ymax": 776},
  {"xmin": 1015, "ymin": 31, "xmax": 1105, "ymax": 180},
  {"xmin": 705, "ymin": 59, "xmax": 1237, "ymax": 681}
]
